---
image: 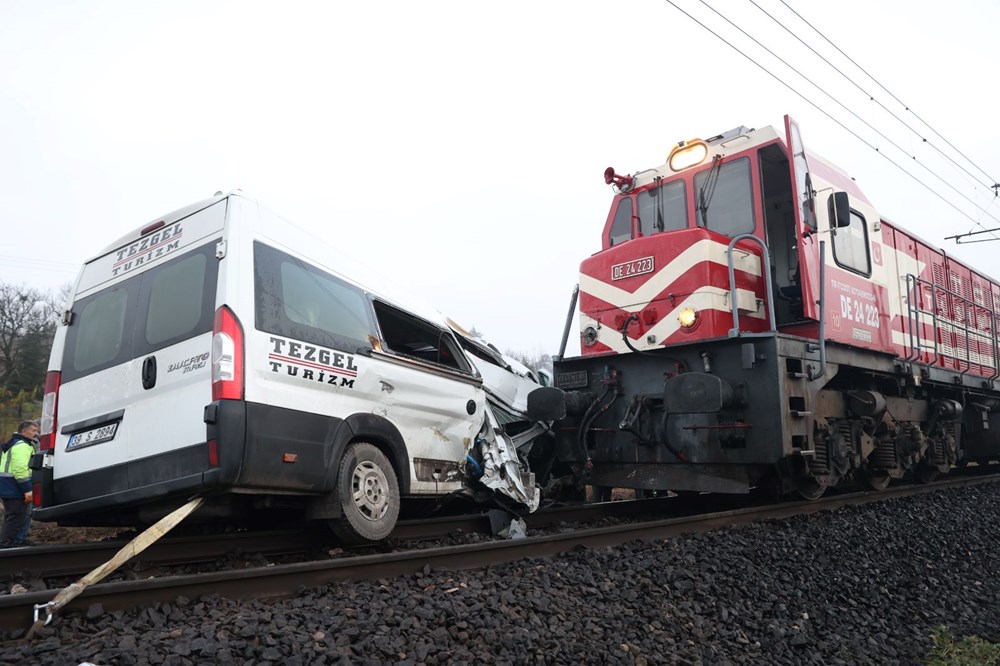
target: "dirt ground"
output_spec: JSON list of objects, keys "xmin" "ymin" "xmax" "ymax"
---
[{"xmin": 0, "ymin": 505, "xmax": 124, "ymax": 545}]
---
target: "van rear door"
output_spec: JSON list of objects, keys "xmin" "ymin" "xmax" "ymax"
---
[{"xmin": 53, "ymin": 199, "xmax": 226, "ymax": 506}]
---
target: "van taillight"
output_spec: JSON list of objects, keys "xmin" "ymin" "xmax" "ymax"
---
[
  {"xmin": 32, "ymin": 482, "xmax": 42, "ymax": 507},
  {"xmin": 212, "ymin": 306, "xmax": 244, "ymax": 401},
  {"xmin": 39, "ymin": 371, "xmax": 60, "ymax": 452}
]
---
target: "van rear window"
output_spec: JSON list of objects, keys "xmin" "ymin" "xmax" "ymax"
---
[
  {"xmin": 72, "ymin": 286, "xmax": 131, "ymax": 374},
  {"xmin": 143, "ymin": 252, "xmax": 209, "ymax": 347},
  {"xmin": 62, "ymin": 242, "xmax": 219, "ymax": 383}
]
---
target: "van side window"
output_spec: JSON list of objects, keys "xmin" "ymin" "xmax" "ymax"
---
[
  {"xmin": 372, "ymin": 301, "xmax": 472, "ymax": 373},
  {"xmin": 254, "ymin": 242, "xmax": 375, "ymax": 352}
]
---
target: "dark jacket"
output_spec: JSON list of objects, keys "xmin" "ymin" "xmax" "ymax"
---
[{"xmin": 0, "ymin": 433, "xmax": 34, "ymax": 498}]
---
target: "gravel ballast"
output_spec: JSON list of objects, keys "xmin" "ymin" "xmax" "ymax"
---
[{"xmin": 3, "ymin": 482, "xmax": 999, "ymax": 665}]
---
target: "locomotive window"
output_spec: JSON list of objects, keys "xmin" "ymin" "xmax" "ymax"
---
[
  {"xmin": 637, "ymin": 179, "xmax": 687, "ymax": 236},
  {"xmin": 608, "ymin": 198, "xmax": 633, "ymax": 247},
  {"xmin": 831, "ymin": 209, "xmax": 871, "ymax": 276},
  {"xmin": 789, "ymin": 123, "xmax": 817, "ymax": 230},
  {"xmin": 694, "ymin": 157, "xmax": 754, "ymax": 237}
]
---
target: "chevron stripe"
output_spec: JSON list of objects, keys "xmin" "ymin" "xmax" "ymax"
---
[
  {"xmin": 581, "ymin": 286, "xmax": 765, "ymax": 353},
  {"xmin": 580, "ymin": 238, "xmax": 763, "ymax": 313}
]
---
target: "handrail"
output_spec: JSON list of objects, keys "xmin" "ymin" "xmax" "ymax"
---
[
  {"xmin": 905, "ymin": 274, "xmax": 920, "ymax": 362},
  {"xmin": 807, "ymin": 241, "xmax": 827, "ymax": 381},
  {"xmin": 555, "ymin": 284, "xmax": 580, "ymax": 362},
  {"xmin": 990, "ymin": 307, "xmax": 999, "ymax": 380},
  {"xmin": 726, "ymin": 234, "xmax": 776, "ymax": 337}
]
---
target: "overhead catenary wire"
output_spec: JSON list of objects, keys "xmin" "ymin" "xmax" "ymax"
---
[
  {"xmin": 761, "ymin": 0, "xmax": 1000, "ymax": 240},
  {"xmin": 695, "ymin": 0, "xmax": 1000, "ymax": 232},
  {"xmin": 0, "ymin": 254, "xmax": 78, "ymax": 269},
  {"xmin": 777, "ymin": 0, "xmax": 1000, "ymax": 190},
  {"xmin": 662, "ymin": 0, "xmax": 1000, "ymax": 239},
  {"xmin": 0, "ymin": 262, "xmax": 77, "ymax": 275},
  {"xmin": 752, "ymin": 0, "xmax": 998, "ymax": 197}
]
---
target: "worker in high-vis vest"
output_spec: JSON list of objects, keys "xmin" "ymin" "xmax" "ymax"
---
[{"xmin": 1, "ymin": 420, "xmax": 39, "ymax": 548}]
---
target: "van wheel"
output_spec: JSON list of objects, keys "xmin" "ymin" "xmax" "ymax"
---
[{"xmin": 330, "ymin": 442, "xmax": 400, "ymax": 543}]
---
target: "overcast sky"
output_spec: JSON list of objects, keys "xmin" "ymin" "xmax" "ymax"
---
[{"xmin": 2, "ymin": 1, "xmax": 998, "ymax": 357}]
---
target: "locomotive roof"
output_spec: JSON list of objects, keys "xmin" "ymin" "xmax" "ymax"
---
[{"xmin": 620, "ymin": 120, "xmax": 990, "ymax": 282}]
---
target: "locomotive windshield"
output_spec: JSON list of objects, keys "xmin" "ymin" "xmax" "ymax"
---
[
  {"xmin": 637, "ymin": 179, "xmax": 687, "ymax": 236},
  {"xmin": 694, "ymin": 156, "xmax": 754, "ymax": 237}
]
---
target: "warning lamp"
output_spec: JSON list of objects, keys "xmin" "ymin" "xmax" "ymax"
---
[
  {"xmin": 668, "ymin": 140, "xmax": 709, "ymax": 172},
  {"xmin": 678, "ymin": 307, "xmax": 699, "ymax": 329}
]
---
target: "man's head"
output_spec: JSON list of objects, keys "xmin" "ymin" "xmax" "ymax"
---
[{"xmin": 18, "ymin": 421, "xmax": 39, "ymax": 440}]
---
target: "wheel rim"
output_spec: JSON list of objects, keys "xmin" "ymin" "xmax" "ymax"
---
[
  {"xmin": 351, "ymin": 460, "xmax": 390, "ymax": 522},
  {"xmin": 797, "ymin": 479, "xmax": 827, "ymax": 501},
  {"xmin": 859, "ymin": 468, "xmax": 891, "ymax": 491}
]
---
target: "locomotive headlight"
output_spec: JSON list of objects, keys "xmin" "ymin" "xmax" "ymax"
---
[
  {"xmin": 668, "ymin": 139, "xmax": 709, "ymax": 171},
  {"xmin": 677, "ymin": 307, "xmax": 699, "ymax": 328}
]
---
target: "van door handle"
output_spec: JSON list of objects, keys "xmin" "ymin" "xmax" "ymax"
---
[{"xmin": 141, "ymin": 356, "xmax": 157, "ymax": 390}]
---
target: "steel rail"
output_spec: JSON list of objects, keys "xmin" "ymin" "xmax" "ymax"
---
[
  {"xmin": 1, "ymin": 494, "xmax": 744, "ymax": 584},
  {"xmin": 2, "ymin": 473, "xmax": 997, "ymax": 633}
]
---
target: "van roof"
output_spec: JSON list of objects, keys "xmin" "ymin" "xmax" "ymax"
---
[
  {"xmin": 88, "ymin": 191, "xmax": 230, "ymax": 263},
  {"xmin": 86, "ymin": 190, "xmax": 456, "ymax": 332}
]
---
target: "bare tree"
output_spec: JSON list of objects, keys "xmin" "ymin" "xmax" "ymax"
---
[
  {"xmin": 0, "ymin": 282, "xmax": 63, "ymax": 393},
  {"xmin": 504, "ymin": 349, "xmax": 553, "ymax": 378}
]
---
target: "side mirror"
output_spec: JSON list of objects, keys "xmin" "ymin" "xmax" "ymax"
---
[
  {"xmin": 526, "ymin": 386, "xmax": 566, "ymax": 422},
  {"xmin": 830, "ymin": 191, "xmax": 850, "ymax": 228}
]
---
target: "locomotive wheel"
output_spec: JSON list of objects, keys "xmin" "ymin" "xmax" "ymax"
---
[
  {"xmin": 796, "ymin": 479, "xmax": 827, "ymax": 501},
  {"xmin": 330, "ymin": 442, "xmax": 400, "ymax": 543},
  {"xmin": 858, "ymin": 468, "xmax": 891, "ymax": 491}
]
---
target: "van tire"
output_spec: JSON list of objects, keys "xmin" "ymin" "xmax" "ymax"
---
[{"xmin": 330, "ymin": 442, "xmax": 400, "ymax": 543}]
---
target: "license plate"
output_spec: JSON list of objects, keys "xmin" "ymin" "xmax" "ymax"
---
[
  {"xmin": 611, "ymin": 256, "xmax": 654, "ymax": 281},
  {"xmin": 66, "ymin": 423, "xmax": 119, "ymax": 452}
]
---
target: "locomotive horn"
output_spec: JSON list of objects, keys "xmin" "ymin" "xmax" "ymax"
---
[{"xmin": 603, "ymin": 167, "xmax": 634, "ymax": 192}]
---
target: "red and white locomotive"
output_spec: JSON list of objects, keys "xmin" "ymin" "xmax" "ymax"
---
[{"xmin": 546, "ymin": 115, "xmax": 1000, "ymax": 499}]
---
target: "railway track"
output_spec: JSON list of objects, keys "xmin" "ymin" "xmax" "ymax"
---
[
  {"xmin": 1, "ymin": 493, "xmax": 747, "ymax": 584},
  {"xmin": 3, "ymin": 472, "xmax": 998, "ymax": 634}
]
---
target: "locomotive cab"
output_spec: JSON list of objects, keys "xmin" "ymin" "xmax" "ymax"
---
[{"xmin": 583, "ymin": 123, "xmax": 815, "ymax": 356}]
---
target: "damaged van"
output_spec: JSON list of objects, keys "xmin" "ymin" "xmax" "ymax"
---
[{"xmin": 32, "ymin": 192, "xmax": 550, "ymax": 542}]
